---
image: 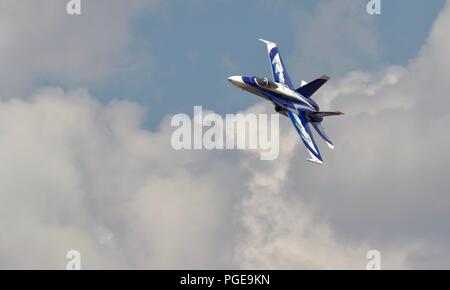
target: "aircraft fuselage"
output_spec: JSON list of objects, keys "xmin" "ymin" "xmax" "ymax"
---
[
  {"xmin": 228, "ymin": 76, "xmax": 320, "ymax": 114},
  {"xmin": 227, "ymin": 39, "xmax": 342, "ymax": 164}
]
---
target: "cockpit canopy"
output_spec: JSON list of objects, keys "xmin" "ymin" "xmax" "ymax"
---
[{"xmin": 255, "ymin": 77, "xmax": 278, "ymax": 89}]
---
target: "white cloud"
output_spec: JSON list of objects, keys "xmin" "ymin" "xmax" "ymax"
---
[
  {"xmin": 1, "ymin": 0, "xmax": 450, "ymax": 269},
  {"xmin": 289, "ymin": 0, "xmax": 382, "ymax": 79},
  {"xmin": 262, "ymin": 0, "xmax": 450, "ymax": 269},
  {"xmin": 0, "ymin": 87, "xmax": 413, "ymax": 269},
  {"xmin": 0, "ymin": 0, "xmax": 157, "ymax": 98},
  {"xmin": 0, "ymin": 87, "xmax": 247, "ymax": 269}
]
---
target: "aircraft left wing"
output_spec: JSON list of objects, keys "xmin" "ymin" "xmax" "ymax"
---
[
  {"xmin": 287, "ymin": 110, "xmax": 323, "ymax": 164},
  {"xmin": 259, "ymin": 39, "xmax": 295, "ymax": 90}
]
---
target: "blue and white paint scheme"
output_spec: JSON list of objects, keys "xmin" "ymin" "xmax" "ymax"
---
[{"xmin": 228, "ymin": 39, "xmax": 343, "ymax": 164}]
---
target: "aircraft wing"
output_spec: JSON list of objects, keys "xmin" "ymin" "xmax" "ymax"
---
[
  {"xmin": 259, "ymin": 39, "xmax": 295, "ymax": 90},
  {"xmin": 287, "ymin": 110, "xmax": 323, "ymax": 164}
]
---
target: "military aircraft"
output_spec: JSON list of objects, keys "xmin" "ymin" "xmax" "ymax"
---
[{"xmin": 228, "ymin": 39, "xmax": 343, "ymax": 164}]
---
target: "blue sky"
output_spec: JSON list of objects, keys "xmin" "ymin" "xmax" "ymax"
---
[{"xmin": 81, "ymin": 0, "xmax": 445, "ymax": 129}]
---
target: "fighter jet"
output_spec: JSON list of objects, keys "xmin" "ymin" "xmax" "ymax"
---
[{"xmin": 228, "ymin": 39, "xmax": 343, "ymax": 164}]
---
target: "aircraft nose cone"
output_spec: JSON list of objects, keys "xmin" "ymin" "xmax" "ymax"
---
[{"xmin": 228, "ymin": 76, "xmax": 243, "ymax": 86}]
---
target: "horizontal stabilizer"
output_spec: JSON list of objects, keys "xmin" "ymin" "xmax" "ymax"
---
[
  {"xmin": 295, "ymin": 75, "xmax": 330, "ymax": 98},
  {"xmin": 312, "ymin": 111, "xmax": 344, "ymax": 118},
  {"xmin": 312, "ymin": 122, "xmax": 334, "ymax": 149}
]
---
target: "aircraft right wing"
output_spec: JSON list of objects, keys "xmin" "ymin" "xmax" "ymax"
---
[
  {"xmin": 259, "ymin": 39, "xmax": 295, "ymax": 90},
  {"xmin": 287, "ymin": 110, "xmax": 323, "ymax": 164}
]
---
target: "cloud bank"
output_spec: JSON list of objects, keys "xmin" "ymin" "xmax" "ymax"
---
[
  {"xmin": 0, "ymin": 0, "xmax": 450, "ymax": 269},
  {"xmin": 289, "ymin": 0, "xmax": 382, "ymax": 79},
  {"xmin": 0, "ymin": 0, "xmax": 156, "ymax": 98}
]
